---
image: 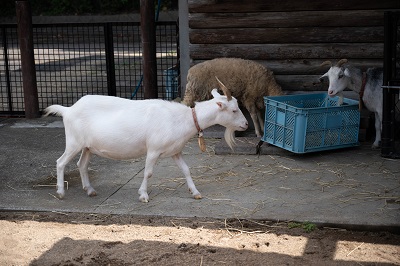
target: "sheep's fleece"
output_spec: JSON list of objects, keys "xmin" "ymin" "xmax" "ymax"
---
[{"xmin": 183, "ymin": 58, "xmax": 282, "ymax": 137}]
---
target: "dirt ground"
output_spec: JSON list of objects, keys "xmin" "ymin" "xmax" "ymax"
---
[{"xmin": 0, "ymin": 212, "xmax": 399, "ymax": 266}]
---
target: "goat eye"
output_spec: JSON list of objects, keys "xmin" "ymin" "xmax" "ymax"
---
[{"xmin": 338, "ymin": 73, "xmax": 343, "ymax": 79}]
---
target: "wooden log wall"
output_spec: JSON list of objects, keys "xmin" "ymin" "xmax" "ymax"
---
[{"xmin": 188, "ymin": 0, "xmax": 400, "ymax": 92}]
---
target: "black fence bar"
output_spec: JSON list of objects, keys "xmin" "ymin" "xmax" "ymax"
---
[
  {"xmin": 112, "ymin": 22, "xmax": 143, "ymax": 100},
  {"xmin": 1, "ymin": 27, "xmax": 13, "ymax": 113},
  {"xmin": 382, "ymin": 11, "xmax": 400, "ymax": 158},
  {"xmin": 382, "ymin": 12, "xmax": 393, "ymax": 157},
  {"xmin": 0, "ymin": 24, "xmax": 24, "ymax": 116},
  {"xmin": 104, "ymin": 23, "xmax": 116, "ymax": 96},
  {"xmin": 0, "ymin": 21, "xmax": 179, "ymax": 117}
]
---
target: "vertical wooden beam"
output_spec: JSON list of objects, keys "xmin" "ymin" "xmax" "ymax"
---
[
  {"xmin": 140, "ymin": 0, "xmax": 158, "ymax": 99},
  {"xmin": 16, "ymin": 0, "xmax": 39, "ymax": 118},
  {"xmin": 104, "ymin": 23, "xmax": 116, "ymax": 96},
  {"xmin": 179, "ymin": 0, "xmax": 190, "ymax": 98},
  {"xmin": 381, "ymin": 11, "xmax": 396, "ymax": 157}
]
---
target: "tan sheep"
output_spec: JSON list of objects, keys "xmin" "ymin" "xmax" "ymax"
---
[{"xmin": 183, "ymin": 58, "xmax": 283, "ymax": 137}]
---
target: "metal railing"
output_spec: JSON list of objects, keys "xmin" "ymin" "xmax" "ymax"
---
[
  {"xmin": 382, "ymin": 11, "xmax": 400, "ymax": 158},
  {"xmin": 0, "ymin": 21, "xmax": 179, "ymax": 116}
]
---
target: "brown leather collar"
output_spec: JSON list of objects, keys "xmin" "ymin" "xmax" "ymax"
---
[{"xmin": 191, "ymin": 107, "xmax": 203, "ymax": 134}]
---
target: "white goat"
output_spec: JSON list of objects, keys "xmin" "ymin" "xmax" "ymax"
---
[
  {"xmin": 320, "ymin": 59, "xmax": 383, "ymax": 149},
  {"xmin": 43, "ymin": 83, "xmax": 248, "ymax": 202}
]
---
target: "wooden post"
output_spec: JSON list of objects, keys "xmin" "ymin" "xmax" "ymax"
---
[
  {"xmin": 140, "ymin": 0, "xmax": 158, "ymax": 99},
  {"xmin": 178, "ymin": 0, "xmax": 190, "ymax": 98},
  {"xmin": 16, "ymin": 0, "xmax": 39, "ymax": 118}
]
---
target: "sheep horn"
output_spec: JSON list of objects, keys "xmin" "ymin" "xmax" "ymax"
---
[
  {"xmin": 215, "ymin": 76, "xmax": 232, "ymax": 101},
  {"xmin": 336, "ymin": 59, "xmax": 348, "ymax": 67},
  {"xmin": 320, "ymin": 61, "xmax": 332, "ymax": 68}
]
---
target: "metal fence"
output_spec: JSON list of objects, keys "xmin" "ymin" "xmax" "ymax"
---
[
  {"xmin": 382, "ymin": 11, "xmax": 400, "ymax": 158},
  {"xmin": 0, "ymin": 21, "xmax": 179, "ymax": 116}
]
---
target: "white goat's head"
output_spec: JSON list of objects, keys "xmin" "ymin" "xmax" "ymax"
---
[
  {"xmin": 212, "ymin": 77, "xmax": 248, "ymax": 149},
  {"xmin": 319, "ymin": 59, "xmax": 351, "ymax": 97}
]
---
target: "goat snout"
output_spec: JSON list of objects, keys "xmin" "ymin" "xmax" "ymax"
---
[
  {"xmin": 328, "ymin": 89, "xmax": 336, "ymax": 97},
  {"xmin": 241, "ymin": 121, "xmax": 249, "ymax": 130}
]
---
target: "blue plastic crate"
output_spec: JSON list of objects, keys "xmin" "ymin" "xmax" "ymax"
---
[{"xmin": 262, "ymin": 93, "xmax": 360, "ymax": 153}]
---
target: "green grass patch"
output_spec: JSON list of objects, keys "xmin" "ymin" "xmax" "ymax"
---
[{"xmin": 288, "ymin": 221, "xmax": 317, "ymax": 232}]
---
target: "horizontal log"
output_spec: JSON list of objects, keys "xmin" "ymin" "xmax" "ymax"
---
[
  {"xmin": 189, "ymin": 0, "xmax": 400, "ymax": 13},
  {"xmin": 275, "ymin": 75, "xmax": 325, "ymax": 91},
  {"xmin": 277, "ymin": 75, "xmax": 367, "ymax": 94},
  {"xmin": 189, "ymin": 43, "xmax": 384, "ymax": 60},
  {"xmin": 191, "ymin": 59, "xmax": 384, "ymax": 75},
  {"xmin": 189, "ymin": 10, "xmax": 385, "ymax": 29},
  {"xmin": 189, "ymin": 27, "xmax": 384, "ymax": 44}
]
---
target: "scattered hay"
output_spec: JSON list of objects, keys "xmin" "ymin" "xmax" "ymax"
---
[{"xmin": 222, "ymin": 218, "xmax": 287, "ymax": 236}]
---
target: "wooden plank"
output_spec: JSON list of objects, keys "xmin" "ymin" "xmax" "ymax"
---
[
  {"xmin": 189, "ymin": 10, "xmax": 385, "ymax": 29},
  {"xmin": 191, "ymin": 59, "xmax": 384, "ymax": 75},
  {"xmin": 189, "ymin": 43, "xmax": 384, "ymax": 60},
  {"xmin": 189, "ymin": 27, "xmax": 384, "ymax": 44},
  {"xmin": 275, "ymin": 75, "xmax": 325, "ymax": 91},
  {"xmin": 276, "ymin": 75, "xmax": 362, "ymax": 93},
  {"xmin": 188, "ymin": 0, "xmax": 400, "ymax": 13}
]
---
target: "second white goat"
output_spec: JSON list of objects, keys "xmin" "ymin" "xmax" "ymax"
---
[
  {"xmin": 44, "ymin": 82, "xmax": 248, "ymax": 202},
  {"xmin": 320, "ymin": 59, "xmax": 383, "ymax": 149}
]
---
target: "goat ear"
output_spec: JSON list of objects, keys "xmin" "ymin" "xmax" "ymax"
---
[
  {"xmin": 344, "ymin": 68, "xmax": 351, "ymax": 77},
  {"xmin": 216, "ymin": 101, "xmax": 226, "ymax": 110},
  {"xmin": 319, "ymin": 72, "xmax": 328, "ymax": 82},
  {"xmin": 211, "ymin": 88, "xmax": 221, "ymax": 98}
]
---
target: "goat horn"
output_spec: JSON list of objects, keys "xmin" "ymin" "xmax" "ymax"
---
[
  {"xmin": 320, "ymin": 61, "xmax": 332, "ymax": 68},
  {"xmin": 336, "ymin": 59, "xmax": 348, "ymax": 67},
  {"xmin": 215, "ymin": 76, "xmax": 232, "ymax": 101}
]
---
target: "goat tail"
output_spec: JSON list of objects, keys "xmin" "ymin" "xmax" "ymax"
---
[
  {"xmin": 43, "ymin": 105, "xmax": 68, "ymax": 117},
  {"xmin": 224, "ymin": 128, "xmax": 236, "ymax": 151}
]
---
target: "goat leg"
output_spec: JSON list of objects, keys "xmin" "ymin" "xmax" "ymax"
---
[
  {"xmin": 56, "ymin": 147, "xmax": 81, "ymax": 199},
  {"xmin": 372, "ymin": 111, "xmax": 382, "ymax": 149},
  {"xmin": 173, "ymin": 153, "xmax": 202, "ymax": 199},
  {"xmin": 138, "ymin": 153, "xmax": 160, "ymax": 202},
  {"xmin": 77, "ymin": 148, "xmax": 96, "ymax": 197}
]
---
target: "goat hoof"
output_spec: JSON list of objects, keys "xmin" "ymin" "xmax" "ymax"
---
[
  {"xmin": 84, "ymin": 186, "xmax": 97, "ymax": 197},
  {"xmin": 56, "ymin": 190, "xmax": 65, "ymax": 199},
  {"xmin": 193, "ymin": 193, "xmax": 202, "ymax": 200},
  {"xmin": 87, "ymin": 189, "xmax": 97, "ymax": 197},
  {"xmin": 371, "ymin": 144, "xmax": 380, "ymax": 150},
  {"xmin": 139, "ymin": 198, "xmax": 149, "ymax": 203},
  {"xmin": 139, "ymin": 195, "xmax": 149, "ymax": 203}
]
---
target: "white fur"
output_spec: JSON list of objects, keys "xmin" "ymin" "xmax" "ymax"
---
[
  {"xmin": 320, "ymin": 61, "xmax": 383, "ymax": 149},
  {"xmin": 43, "ymin": 90, "xmax": 248, "ymax": 202}
]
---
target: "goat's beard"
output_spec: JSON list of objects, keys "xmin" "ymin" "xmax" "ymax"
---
[{"xmin": 224, "ymin": 128, "xmax": 236, "ymax": 150}]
